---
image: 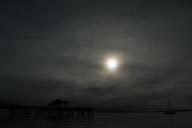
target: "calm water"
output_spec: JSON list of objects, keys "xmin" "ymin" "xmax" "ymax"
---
[{"xmin": 0, "ymin": 113, "xmax": 192, "ymax": 128}]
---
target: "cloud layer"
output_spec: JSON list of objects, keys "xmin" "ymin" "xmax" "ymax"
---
[{"xmin": 0, "ymin": 0, "xmax": 192, "ymax": 110}]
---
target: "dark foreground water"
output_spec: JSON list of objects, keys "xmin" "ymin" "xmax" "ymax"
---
[{"xmin": 1, "ymin": 113, "xmax": 192, "ymax": 128}]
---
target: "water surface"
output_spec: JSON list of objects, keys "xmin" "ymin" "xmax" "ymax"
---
[{"xmin": 0, "ymin": 113, "xmax": 192, "ymax": 128}]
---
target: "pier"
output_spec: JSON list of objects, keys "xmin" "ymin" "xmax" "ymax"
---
[{"xmin": 0, "ymin": 99, "xmax": 94, "ymax": 118}]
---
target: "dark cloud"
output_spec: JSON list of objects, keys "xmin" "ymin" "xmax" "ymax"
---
[
  {"xmin": 0, "ymin": 76, "xmax": 80, "ymax": 104},
  {"xmin": 0, "ymin": 0, "xmax": 192, "ymax": 110}
]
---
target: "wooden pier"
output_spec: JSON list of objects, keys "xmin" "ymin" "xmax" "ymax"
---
[
  {"xmin": 0, "ymin": 100, "xmax": 94, "ymax": 118},
  {"xmin": 3, "ymin": 106, "xmax": 94, "ymax": 118}
]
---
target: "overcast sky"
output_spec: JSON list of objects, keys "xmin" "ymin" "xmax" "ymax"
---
[{"xmin": 0, "ymin": 0, "xmax": 192, "ymax": 110}]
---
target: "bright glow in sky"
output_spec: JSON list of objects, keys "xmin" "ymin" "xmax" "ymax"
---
[{"xmin": 105, "ymin": 57, "xmax": 119, "ymax": 72}]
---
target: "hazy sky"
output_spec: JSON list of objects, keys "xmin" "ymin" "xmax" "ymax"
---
[{"xmin": 0, "ymin": 0, "xmax": 192, "ymax": 110}]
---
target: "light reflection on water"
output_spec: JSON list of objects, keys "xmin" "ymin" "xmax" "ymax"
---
[{"xmin": 1, "ymin": 113, "xmax": 192, "ymax": 128}]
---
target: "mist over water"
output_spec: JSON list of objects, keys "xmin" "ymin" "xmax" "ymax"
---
[{"xmin": 1, "ymin": 113, "xmax": 192, "ymax": 128}]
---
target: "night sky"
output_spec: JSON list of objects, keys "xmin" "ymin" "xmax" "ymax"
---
[{"xmin": 0, "ymin": 0, "xmax": 192, "ymax": 110}]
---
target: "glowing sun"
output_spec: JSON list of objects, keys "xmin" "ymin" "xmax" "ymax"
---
[{"xmin": 105, "ymin": 57, "xmax": 119, "ymax": 71}]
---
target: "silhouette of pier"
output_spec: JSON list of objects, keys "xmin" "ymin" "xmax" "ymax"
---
[{"xmin": 0, "ymin": 99, "xmax": 94, "ymax": 118}]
